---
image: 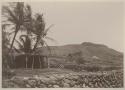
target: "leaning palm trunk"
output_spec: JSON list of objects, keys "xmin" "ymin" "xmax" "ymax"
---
[{"xmin": 9, "ymin": 26, "xmax": 20, "ymax": 52}]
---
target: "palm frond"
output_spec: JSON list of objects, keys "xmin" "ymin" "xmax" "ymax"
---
[
  {"xmin": 44, "ymin": 24, "xmax": 54, "ymax": 36},
  {"xmin": 3, "ymin": 6, "xmax": 17, "ymax": 23},
  {"xmin": 45, "ymin": 36, "xmax": 57, "ymax": 43},
  {"xmin": 25, "ymin": 4, "xmax": 32, "ymax": 18},
  {"xmin": 2, "ymin": 24, "xmax": 11, "ymax": 30},
  {"xmin": 15, "ymin": 39, "xmax": 24, "ymax": 50},
  {"xmin": 9, "ymin": 30, "xmax": 16, "ymax": 35}
]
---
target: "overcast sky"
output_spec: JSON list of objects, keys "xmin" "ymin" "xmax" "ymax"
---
[{"xmin": 26, "ymin": 2, "xmax": 124, "ymax": 52}]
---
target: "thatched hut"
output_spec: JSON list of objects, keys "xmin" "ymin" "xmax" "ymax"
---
[{"xmin": 9, "ymin": 51, "xmax": 49, "ymax": 69}]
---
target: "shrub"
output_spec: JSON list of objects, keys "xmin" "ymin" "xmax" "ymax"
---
[
  {"xmin": 84, "ymin": 65, "xmax": 102, "ymax": 72},
  {"xmin": 2, "ymin": 68, "xmax": 16, "ymax": 79},
  {"xmin": 76, "ymin": 57, "xmax": 85, "ymax": 65},
  {"xmin": 102, "ymin": 66, "xmax": 122, "ymax": 71}
]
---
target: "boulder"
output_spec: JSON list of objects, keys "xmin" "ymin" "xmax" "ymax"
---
[
  {"xmin": 40, "ymin": 78, "xmax": 50, "ymax": 83},
  {"xmin": 49, "ymin": 76, "xmax": 57, "ymax": 81},
  {"xmin": 27, "ymin": 79, "xmax": 36, "ymax": 87},
  {"xmin": 39, "ymin": 84, "xmax": 46, "ymax": 88},
  {"xmin": 82, "ymin": 83, "xmax": 86, "ymax": 88},
  {"xmin": 26, "ymin": 84, "xmax": 31, "ymax": 88},
  {"xmin": 63, "ymin": 79, "xmax": 71, "ymax": 84},
  {"xmin": 48, "ymin": 84, "xmax": 53, "ymax": 88},
  {"xmin": 53, "ymin": 85, "xmax": 60, "ymax": 88},
  {"xmin": 49, "ymin": 80, "xmax": 57, "ymax": 85},
  {"xmin": 70, "ymin": 80, "xmax": 76, "ymax": 87},
  {"xmin": 72, "ymin": 75, "xmax": 79, "ymax": 80},
  {"xmin": 63, "ymin": 83, "xmax": 70, "ymax": 88}
]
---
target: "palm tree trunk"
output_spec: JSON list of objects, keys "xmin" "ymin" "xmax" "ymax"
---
[
  {"xmin": 32, "ymin": 55, "xmax": 34, "ymax": 70},
  {"xmin": 32, "ymin": 35, "xmax": 41, "ymax": 53},
  {"xmin": 9, "ymin": 26, "xmax": 20, "ymax": 52},
  {"xmin": 32, "ymin": 38, "xmax": 39, "ymax": 52}
]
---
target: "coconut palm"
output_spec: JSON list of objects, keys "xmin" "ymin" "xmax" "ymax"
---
[
  {"xmin": 23, "ymin": 4, "xmax": 33, "ymax": 36},
  {"xmin": 2, "ymin": 2, "xmax": 55, "ymax": 69},
  {"xmin": 31, "ymin": 14, "xmax": 55, "ymax": 68},
  {"xmin": 2, "ymin": 2, "xmax": 25, "ymax": 52},
  {"xmin": 32, "ymin": 13, "xmax": 54, "ymax": 52}
]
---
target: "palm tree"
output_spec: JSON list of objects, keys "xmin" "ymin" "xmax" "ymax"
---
[
  {"xmin": 23, "ymin": 4, "xmax": 33, "ymax": 35},
  {"xmin": 32, "ymin": 14, "xmax": 54, "ymax": 52},
  {"xmin": 31, "ymin": 13, "xmax": 55, "ymax": 68},
  {"xmin": 2, "ymin": 2, "xmax": 25, "ymax": 52},
  {"xmin": 2, "ymin": 2, "xmax": 55, "ymax": 69},
  {"xmin": 2, "ymin": 3, "xmax": 35, "ymax": 69}
]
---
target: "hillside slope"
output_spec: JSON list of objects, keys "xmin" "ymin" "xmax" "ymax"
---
[{"xmin": 37, "ymin": 42, "xmax": 123, "ymax": 67}]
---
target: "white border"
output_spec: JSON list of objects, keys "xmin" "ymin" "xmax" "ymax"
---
[{"xmin": 0, "ymin": 0, "xmax": 124, "ymax": 90}]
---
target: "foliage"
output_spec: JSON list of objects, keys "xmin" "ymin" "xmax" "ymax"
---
[
  {"xmin": 84, "ymin": 65, "xmax": 102, "ymax": 72},
  {"xmin": 67, "ymin": 51, "xmax": 85, "ymax": 64},
  {"xmin": 2, "ymin": 2, "xmax": 54, "ymax": 68},
  {"xmin": 2, "ymin": 2, "xmax": 25, "ymax": 52},
  {"xmin": 76, "ymin": 57, "xmax": 85, "ymax": 65}
]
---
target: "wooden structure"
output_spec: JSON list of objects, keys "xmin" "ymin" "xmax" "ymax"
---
[{"xmin": 10, "ymin": 53, "xmax": 49, "ymax": 69}]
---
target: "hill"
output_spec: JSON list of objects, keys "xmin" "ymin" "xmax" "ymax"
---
[{"xmin": 37, "ymin": 42, "xmax": 123, "ymax": 67}]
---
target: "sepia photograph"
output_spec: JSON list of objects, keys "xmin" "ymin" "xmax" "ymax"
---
[{"xmin": 1, "ymin": 0, "xmax": 124, "ymax": 88}]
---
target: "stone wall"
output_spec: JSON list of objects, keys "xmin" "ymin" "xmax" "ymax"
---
[{"xmin": 3, "ymin": 71, "xmax": 123, "ymax": 88}]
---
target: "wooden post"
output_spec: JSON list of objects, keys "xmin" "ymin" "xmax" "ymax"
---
[
  {"xmin": 9, "ymin": 54, "xmax": 13, "ymax": 68},
  {"xmin": 32, "ymin": 55, "xmax": 34, "ymax": 70},
  {"xmin": 47, "ymin": 56, "xmax": 50, "ymax": 69},
  {"xmin": 13, "ymin": 55, "xmax": 16, "ymax": 68},
  {"xmin": 26, "ymin": 55, "xmax": 28, "ymax": 69},
  {"xmin": 38, "ymin": 56, "xmax": 41, "ymax": 69}
]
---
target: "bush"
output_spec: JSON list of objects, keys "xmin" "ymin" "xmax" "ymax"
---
[
  {"xmin": 84, "ymin": 65, "xmax": 102, "ymax": 72},
  {"xmin": 76, "ymin": 57, "xmax": 85, "ymax": 65},
  {"xmin": 102, "ymin": 66, "xmax": 122, "ymax": 71},
  {"xmin": 2, "ymin": 68, "xmax": 16, "ymax": 79}
]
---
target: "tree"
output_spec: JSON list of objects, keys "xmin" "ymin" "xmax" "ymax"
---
[
  {"xmin": 2, "ymin": 2, "xmax": 25, "ymax": 52},
  {"xmin": 2, "ymin": 2, "xmax": 55, "ymax": 69},
  {"xmin": 31, "ymin": 13, "xmax": 54, "ymax": 68}
]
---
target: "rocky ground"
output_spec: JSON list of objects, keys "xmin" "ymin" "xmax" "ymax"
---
[{"xmin": 2, "ymin": 68, "xmax": 123, "ymax": 88}]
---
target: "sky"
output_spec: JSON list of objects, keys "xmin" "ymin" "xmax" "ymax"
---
[
  {"xmin": 27, "ymin": 1, "xmax": 124, "ymax": 52},
  {"xmin": 9, "ymin": 1, "xmax": 125, "ymax": 52}
]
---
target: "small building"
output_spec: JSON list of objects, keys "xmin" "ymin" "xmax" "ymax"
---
[{"xmin": 9, "ymin": 52, "xmax": 49, "ymax": 69}]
